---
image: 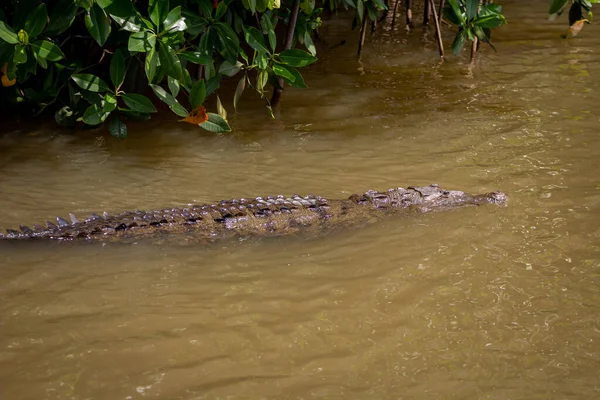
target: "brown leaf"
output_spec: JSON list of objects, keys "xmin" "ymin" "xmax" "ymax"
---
[
  {"xmin": 1, "ymin": 63, "xmax": 16, "ymax": 87},
  {"xmin": 180, "ymin": 106, "xmax": 208, "ymax": 124}
]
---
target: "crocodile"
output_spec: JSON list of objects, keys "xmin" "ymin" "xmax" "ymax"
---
[{"xmin": 0, "ymin": 184, "xmax": 508, "ymax": 242}]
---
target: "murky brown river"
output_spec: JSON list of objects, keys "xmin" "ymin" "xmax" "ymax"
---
[{"xmin": 2, "ymin": 1, "xmax": 600, "ymax": 398}]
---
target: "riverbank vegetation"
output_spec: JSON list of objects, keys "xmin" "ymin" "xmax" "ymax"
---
[{"xmin": 0, "ymin": 1, "xmax": 589, "ymax": 139}]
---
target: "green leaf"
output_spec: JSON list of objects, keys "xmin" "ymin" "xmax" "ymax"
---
[
  {"xmin": 357, "ymin": 0, "xmax": 364, "ymax": 22},
  {"xmin": 150, "ymin": 83, "xmax": 188, "ymax": 117},
  {"xmin": 372, "ymin": 0, "xmax": 388, "ymax": 10},
  {"xmin": 233, "ymin": 76, "xmax": 245, "ymax": 111},
  {"xmin": 304, "ymin": 30, "xmax": 316, "ymax": 56},
  {"xmin": 72, "ymin": 73, "xmax": 110, "ymax": 92},
  {"xmin": 479, "ymin": 3, "xmax": 503, "ymax": 17},
  {"xmin": 13, "ymin": 45, "xmax": 27, "ymax": 65},
  {"xmin": 473, "ymin": 25, "xmax": 486, "ymax": 41},
  {"xmin": 82, "ymin": 103, "xmax": 111, "ymax": 125},
  {"xmin": 257, "ymin": 69, "xmax": 268, "ymax": 92},
  {"xmin": 215, "ymin": 94, "xmax": 225, "ymax": 119},
  {"xmin": 158, "ymin": 41, "xmax": 183, "ymax": 80},
  {"xmin": 215, "ymin": 2, "xmax": 227, "ymax": 19},
  {"xmin": 30, "ymin": 40, "xmax": 64, "ymax": 61},
  {"xmin": 273, "ymin": 63, "xmax": 295, "ymax": 81},
  {"xmin": 163, "ymin": 6, "xmax": 187, "ymax": 33},
  {"xmin": 24, "ymin": 4, "xmax": 47, "ymax": 39},
  {"xmin": 218, "ymin": 60, "xmax": 243, "ymax": 77},
  {"xmin": 33, "ymin": 51, "xmax": 48, "ymax": 69},
  {"xmin": 260, "ymin": 13, "xmax": 277, "ymax": 52},
  {"xmin": 180, "ymin": 51, "xmax": 212, "ymax": 65},
  {"xmin": 121, "ymin": 93, "xmax": 157, "ymax": 113},
  {"xmin": 0, "ymin": 21, "xmax": 18, "ymax": 44},
  {"xmin": 97, "ymin": 0, "xmax": 137, "ymax": 18},
  {"xmin": 278, "ymin": 49, "xmax": 317, "ymax": 67},
  {"xmin": 190, "ymin": 79, "xmax": 206, "ymax": 108},
  {"xmin": 149, "ymin": 0, "xmax": 168, "ymax": 29},
  {"xmin": 581, "ymin": 0, "xmax": 593, "ymax": 11},
  {"xmin": 128, "ymin": 30, "xmax": 156, "ymax": 52},
  {"xmin": 443, "ymin": 0, "xmax": 465, "ymax": 26},
  {"xmin": 110, "ymin": 48, "xmax": 127, "ymax": 88},
  {"xmin": 466, "ymin": 28, "xmax": 474, "ymax": 41},
  {"xmin": 75, "ymin": 0, "xmax": 93, "ymax": 10},
  {"xmin": 465, "ymin": 0, "xmax": 479, "ymax": 20},
  {"xmin": 239, "ymin": 49, "xmax": 249, "ymax": 64},
  {"xmin": 104, "ymin": 93, "xmax": 118, "ymax": 112},
  {"xmin": 168, "ymin": 75, "xmax": 180, "ymax": 96},
  {"xmin": 199, "ymin": 112, "xmax": 231, "ymax": 133},
  {"xmin": 214, "ymin": 22, "xmax": 241, "ymax": 63},
  {"xmin": 46, "ymin": 0, "xmax": 77, "ymax": 35},
  {"xmin": 183, "ymin": 11, "xmax": 207, "ymax": 37},
  {"xmin": 549, "ymin": 0, "xmax": 569, "ymax": 15},
  {"xmin": 451, "ymin": 29, "xmax": 468, "ymax": 55},
  {"xmin": 256, "ymin": 51, "xmax": 269, "ymax": 70},
  {"xmin": 85, "ymin": 3, "xmax": 112, "ymax": 46},
  {"xmin": 474, "ymin": 14, "xmax": 506, "ymax": 29},
  {"xmin": 283, "ymin": 66, "xmax": 307, "ymax": 88},
  {"xmin": 150, "ymin": 84, "xmax": 174, "ymax": 105},
  {"xmin": 181, "ymin": 68, "xmax": 192, "ymax": 89},
  {"xmin": 161, "ymin": 30, "xmax": 185, "ymax": 46},
  {"xmin": 108, "ymin": 116, "xmax": 127, "ymax": 139},
  {"xmin": 81, "ymin": 90, "xmax": 103, "ymax": 106},
  {"xmin": 367, "ymin": 2, "xmax": 379, "ymax": 21},
  {"xmin": 145, "ymin": 46, "xmax": 158, "ymax": 82},
  {"xmin": 243, "ymin": 26, "xmax": 270, "ymax": 54},
  {"xmin": 170, "ymin": 102, "xmax": 188, "ymax": 117},
  {"xmin": 111, "ymin": 15, "xmax": 143, "ymax": 32}
]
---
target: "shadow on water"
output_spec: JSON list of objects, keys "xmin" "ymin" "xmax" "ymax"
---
[{"xmin": 2, "ymin": 1, "xmax": 600, "ymax": 399}]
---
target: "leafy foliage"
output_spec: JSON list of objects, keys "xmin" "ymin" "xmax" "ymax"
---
[
  {"xmin": 442, "ymin": 0, "xmax": 507, "ymax": 56},
  {"xmin": 549, "ymin": 0, "xmax": 597, "ymax": 38},
  {"xmin": 0, "ymin": 0, "xmax": 510, "ymax": 138},
  {"xmin": 549, "ymin": 0, "xmax": 598, "ymax": 19},
  {"xmin": 0, "ymin": 0, "xmax": 330, "ymax": 138}
]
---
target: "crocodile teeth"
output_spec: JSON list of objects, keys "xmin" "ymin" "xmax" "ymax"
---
[
  {"xmin": 19, "ymin": 225, "xmax": 34, "ymax": 234},
  {"xmin": 57, "ymin": 216, "xmax": 70, "ymax": 227},
  {"xmin": 69, "ymin": 213, "xmax": 80, "ymax": 224}
]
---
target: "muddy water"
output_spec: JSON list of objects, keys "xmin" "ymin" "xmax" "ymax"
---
[{"xmin": 1, "ymin": 1, "xmax": 600, "ymax": 399}]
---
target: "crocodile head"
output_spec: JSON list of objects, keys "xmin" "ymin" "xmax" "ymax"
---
[{"xmin": 406, "ymin": 184, "xmax": 509, "ymax": 211}]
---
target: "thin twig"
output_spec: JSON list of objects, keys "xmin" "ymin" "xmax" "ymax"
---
[
  {"xmin": 357, "ymin": 13, "xmax": 369, "ymax": 57},
  {"xmin": 430, "ymin": 0, "xmax": 444, "ymax": 58},
  {"xmin": 271, "ymin": 0, "xmax": 301, "ymax": 107}
]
